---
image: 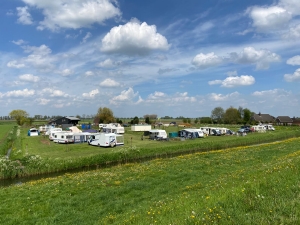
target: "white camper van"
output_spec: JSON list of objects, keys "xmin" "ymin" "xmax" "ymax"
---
[
  {"xmin": 263, "ymin": 124, "xmax": 275, "ymax": 131},
  {"xmin": 88, "ymin": 133, "xmax": 124, "ymax": 147},
  {"xmin": 53, "ymin": 132, "xmax": 74, "ymax": 144},
  {"xmin": 148, "ymin": 129, "xmax": 168, "ymax": 140}
]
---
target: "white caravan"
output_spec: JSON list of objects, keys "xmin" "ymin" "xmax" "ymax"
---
[
  {"xmin": 251, "ymin": 125, "xmax": 266, "ymax": 132},
  {"xmin": 88, "ymin": 133, "xmax": 124, "ymax": 147},
  {"xmin": 263, "ymin": 124, "xmax": 275, "ymax": 131},
  {"xmin": 100, "ymin": 123, "xmax": 125, "ymax": 134},
  {"xmin": 148, "ymin": 129, "xmax": 168, "ymax": 140},
  {"xmin": 53, "ymin": 132, "xmax": 74, "ymax": 144},
  {"xmin": 49, "ymin": 128, "xmax": 63, "ymax": 140}
]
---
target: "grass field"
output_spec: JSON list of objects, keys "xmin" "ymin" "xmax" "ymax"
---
[
  {"xmin": 1, "ymin": 123, "xmax": 300, "ymax": 179},
  {"xmin": 1, "ymin": 137, "xmax": 300, "ymax": 224}
]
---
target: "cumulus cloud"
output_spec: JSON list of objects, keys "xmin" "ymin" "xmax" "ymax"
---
[
  {"xmin": 100, "ymin": 78, "xmax": 120, "ymax": 87},
  {"xmin": 101, "ymin": 20, "xmax": 170, "ymax": 55},
  {"xmin": 191, "ymin": 52, "xmax": 223, "ymax": 69},
  {"xmin": 0, "ymin": 88, "xmax": 35, "ymax": 98},
  {"xmin": 7, "ymin": 60, "xmax": 25, "ymax": 68},
  {"xmin": 209, "ymin": 75, "xmax": 255, "ymax": 88},
  {"xmin": 246, "ymin": 6, "xmax": 292, "ymax": 32},
  {"xmin": 284, "ymin": 68, "xmax": 300, "ymax": 82},
  {"xmin": 208, "ymin": 92, "xmax": 240, "ymax": 101},
  {"xmin": 17, "ymin": 6, "xmax": 33, "ymax": 25},
  {"xmin": 82, "ymin": 89, "xmax": 99, "ymax": 98},
  {"xmin": 19, "ymin": 74, "xmax": 40, "ymax": 82},
  {"xmin": 12, "ymin": 39, "xmax": 26, "ymax": 45},
  {"xmin": 252, "ymin": 88, "xmax": 291, "ymax": 97},
  {"xmin": 286, "ymin": 55, "xmax": 300, "ymax": 65},
  {"xmin": 21, "ymin": 0, "xmax": 121, "ymax": 31},
  {"xmin": 41, "ymin": 88, "xmax": 68, "ymax": 97},
  {"xmin": 148, "ymin": 91, "xmax": 166, "ymax": 100},
  {"xmin": 157, "ymin": 68, "xmax": 178, "ymax": 75},
  {"xmin": 279, "ymin": 0, "xmax": 300, "ymax": 16},
  {"xmin": 110, "ymin": 87, "xmax": 139, "ymax": 104},
  {"xmin": 230, "ymin": 47, "xmax": 280, "ymax": 70}
]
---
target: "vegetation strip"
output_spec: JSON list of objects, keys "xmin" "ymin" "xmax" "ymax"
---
[{"xmin": 1, "ymin": 137, "xmax": 300, "ymax": 224}]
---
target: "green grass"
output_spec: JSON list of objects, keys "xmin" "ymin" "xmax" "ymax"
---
[
  {"xmin": 1, "ymin": 125, "xmax": 299, "ymax": 179},
  {"xmin": 0, "ymin": 125, "xmax": 17, "ymax": 156},
  {"xmin": 1, "ymin": 137, "xmax": 300, "ymax": 224}
]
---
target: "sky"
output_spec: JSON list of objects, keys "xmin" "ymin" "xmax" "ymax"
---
[{"xmin": 1, "ymin": 0, "xmax": 300, "ymax": 118}]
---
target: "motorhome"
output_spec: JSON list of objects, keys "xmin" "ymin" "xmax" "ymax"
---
[
  {"xmin": 53, "ymin": 132, "xmax": 74, "ymax": 144},
  {"xmin": 45, "ymin": 127, "xmax": 62, "ymax": 136},
  {"xmin": 148, "ymin": 129, "xmax": 168, "ymax": 140},
  {"xmin": 88, "ymin": 133, "xmax": 124, "ymax": 147}
]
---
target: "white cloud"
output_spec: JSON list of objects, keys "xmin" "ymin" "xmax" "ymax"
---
[
  {"xmin": 208, "ymin": 92, "xmax": 240, "ymax": 101},
  {"xmin": 252, "ymin": 88, "xmax": 291, "ymax": 97},
  {"xmin": 35, "ymin": 98, "xmax": 51, "ymax": 105},
  {"xmin": 101, "ymin": 20, "xmax": 170, "ymax": 55},
  {"xmin": 59, "ymin": 69, "xmax": 73, "ymax": 77},
  {"xmin": 287, "ymin": 55, "xmax": 300, "ymax": 65},
  {"xmin": 82, "ymin": 89, "xmax": 99, "ymax": 98},
  {"xmin": 221, "ymin": 75, "xmax": 255, "ymax": 88},
  {"xmin": 284, "ymin": 68, "xmax": 300, "ymax": 82},
  {"xmin": 100, "ymin": 78, "xmax": 120, "ymax": 87},
  {"xmin": 279, "ymin": 0, "xmax": 300, "ymax": 16},
  {"xmin": 246, "ymin": 6, "xmax": 292, "ymax": 32},
  {"xmin": 148, "ymin": 91, "xmax": 166, "ymax": 99},
  {"xmin": 110, "ymin": 87, "xmax": 138, "ymax": 104},
  {"xmin": 17, "ymin": 6, "xmax": 33, "ymax": 25},
  {"xmin": 19, "ymin": 74, "xmax": 40, "ymax": 82},
  {"xmin": 231, "ymin": 47, "xmax": 280, "ymax": 70},
  {"xmin": 41, "ymin": 88, "xmax": 68, "ymax": 97},
  {"xmin": 21, "ymin": 0, "xmax": 121, "ymax": 31},
  {"xmin": 97, "ymin": 58, "xmax": 117, "ymax": 68},
  {"xmin": 191, "ymin": 52, "xmax": 223, "ymax": 69},
  {"xmin": 81, "ymin": 32, "xmax": 92, "ymax": 44},
  {"xmin": 209, "ymin": 76, "xmax": 255, "ymax": 88},
  {"xmin": 7, "ymin": 60, "xmax": 25, "ymax": 68},
  {"xmin": 283, "ymin": 24, "xmax": 300, "ymax": 39},
  {"xmin": 12, "ymin": 39, "xmax": 26, "ymax": 45},
  {"xmin": 0, "ymin": 88, "xmax": 35, "ymax": 98},
  {"xmin": 85, "ymin": 71, "xmax": 94, "ymax": 76}
]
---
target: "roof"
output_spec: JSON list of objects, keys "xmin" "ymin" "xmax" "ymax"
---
[
  {"xmin": 65, "ymin": 116, "xmax": 80, "ymax": 121},
  {"xmin": 251, "ymin": 113, "xmax": 275, "ymax": 122},
  {"xmin": 276, "ymin": 116, "xmax": 293, "ymax": 123}
]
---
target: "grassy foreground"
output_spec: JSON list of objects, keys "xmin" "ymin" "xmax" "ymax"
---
[{"xmin": 1, "ymin": 137, "xmax": 300, "ymax": 224}]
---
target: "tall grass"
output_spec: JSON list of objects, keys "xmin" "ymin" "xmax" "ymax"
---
[{"xmin": 0, "ymin": 137, "xmax": 300, "ymax": 224}]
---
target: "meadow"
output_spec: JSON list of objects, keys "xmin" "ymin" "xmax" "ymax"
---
[
  {"xmin": 1, "ymin": 136, "xmax": 300, "ymax": 224},
  {"xmin": 1, "ymin": 123, "xmax": 300, "ymax": 179}
]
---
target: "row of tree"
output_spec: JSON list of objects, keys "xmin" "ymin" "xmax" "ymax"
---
[{"xmin": 210, "ymin": 106, "xmax": 252, "ymax": 124}]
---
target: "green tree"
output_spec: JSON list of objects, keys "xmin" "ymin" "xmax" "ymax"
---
[
  {"xmin": 211, "ymin": 107, "xmax": 225, "ymax": 124},
  {"xmin": 96, "ymin": 107, "xmax": 115, "ymax": 124},
  {"xmin": 224, "ymin": 106, "xmax": 240, "ymax": 124},
  {"xmin": 145, "ymin": 117, "xmax": 150, "ymax": 124},
  {"xmin": 131, "ymin": 116, "xmax": 139, "ymax": 124},
  {"xmin": 9, "ymin": 109, "xmax": 29, "ymax": 125},
  {"xmin": 243, "ymin": 108, "xmax": 252, "ymax": 124}
]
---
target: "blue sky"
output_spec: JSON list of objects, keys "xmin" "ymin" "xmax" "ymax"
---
[{"xmin": 1, "ymin": 0, "xmax": 300, "ymax": 118}]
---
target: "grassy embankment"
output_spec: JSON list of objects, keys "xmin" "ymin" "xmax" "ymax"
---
[
  {"xmin": 1, "ymin": 124, "xmax": 300, "ymax": 179},
  {"xmin": 1, "ymin": 136, "xmax": 300, "ymax": 224}
]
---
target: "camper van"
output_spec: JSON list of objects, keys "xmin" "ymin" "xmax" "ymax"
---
[
  {"xmin": 53, "ymin": 132, "xmax": 74, "ymax": 144},
  {"xmin": 251, "ymin": 125, "xmax": 266, "ymax": 132},
  {"xmin": 148, "ymin": 129, "xmax": 168, "ymax": 140},
  {"xmin": 88, "ymin": 133, "xmax": 124, "ymax": 147},
  {"xmin": 100, "ymin": 123, "xmax": 125, "ymax": 134},
  {"xmin": 263, "ymin": 124, "xmax": 275, "ymax": 131}
]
